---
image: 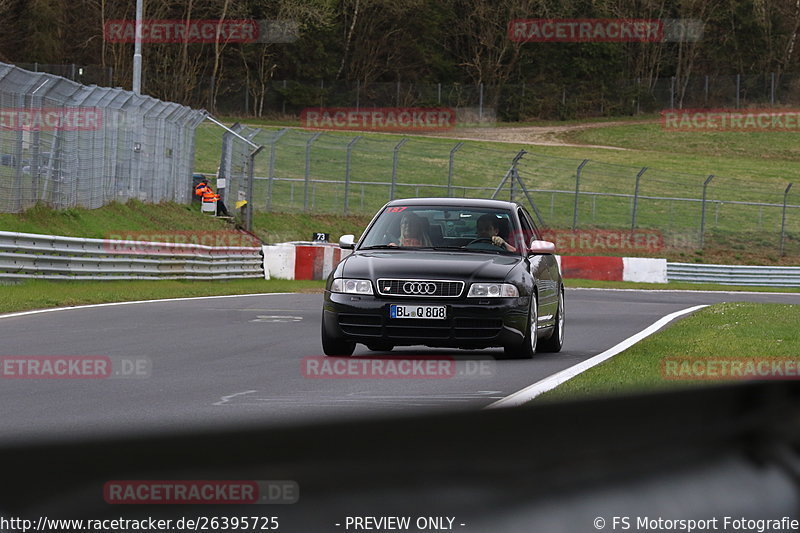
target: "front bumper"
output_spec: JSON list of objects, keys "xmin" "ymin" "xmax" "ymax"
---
[{"xmin": 323, "ymin": 291, "xmax": 529, "ymax": 348}]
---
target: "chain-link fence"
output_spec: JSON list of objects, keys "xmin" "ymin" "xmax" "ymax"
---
[
  {"xmin": 17, "ymin": 64, "xmax": 800, "ymax": 119},
  {"xmin": 220, "ymin": 128, "xmax": 799, "ymax": 256},
  {"xmin": 0, "ymin": 62, "xmax": 207, "ymax": 212},
  {"xmin": 215, "ymin": 74, "xmax": 800, "ymax": 120}
]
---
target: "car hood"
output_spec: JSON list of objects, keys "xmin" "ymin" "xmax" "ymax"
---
[{"xmin": 341, "ymin": 250, "xmax": 522, "ymax": 282}]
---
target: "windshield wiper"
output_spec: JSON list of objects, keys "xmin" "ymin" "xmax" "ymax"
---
[{"xmin": 362, "ymin": 245, "xmax": 438, "ymax": 250}]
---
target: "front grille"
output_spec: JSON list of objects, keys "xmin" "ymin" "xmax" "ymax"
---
[{"xmin": 377, "ymin": 278, "xmax": 464, "ymax": 298}]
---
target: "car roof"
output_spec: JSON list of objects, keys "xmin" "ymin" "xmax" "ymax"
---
[{"xmin": 385, "ymin": 197, "xmax": 520, "ymax": 210}]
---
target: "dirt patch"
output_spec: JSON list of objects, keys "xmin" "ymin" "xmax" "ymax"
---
[{"xmin": 413, "ymin": 120, "xmax": 658, "ymax": 150}]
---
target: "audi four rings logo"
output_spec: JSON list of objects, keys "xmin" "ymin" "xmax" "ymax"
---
[{"xmin": 403, "ymin": 282, "xmax": 437, "ymax": 294}]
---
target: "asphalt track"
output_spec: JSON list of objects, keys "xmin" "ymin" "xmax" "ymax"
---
[{"xmin": 1, "ymin": 288, "xmax": 799, "ymax": 443}]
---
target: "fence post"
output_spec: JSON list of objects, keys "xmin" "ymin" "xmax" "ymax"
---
[
  {"xmin": 631, "ymin": 167, "xmax": 647, "ymax": 230},
  {"xmin": 447, "ymin": 142, "xmax": 464, "ymax": 197},
  {"xmin": 670, "ymin": 76, "xmax": 675, "ymax": 109},
  {"xmin": 479, "ymin": 83, "xmax": 484, "ymax": 120},
  {"xmin": 390, "ymin": 138, "xmax": 408, "ymax": 200},
  {"xmin": 704, "ymin": 75, "xmax": 709, "ymax": 105},
  {"xmin": 266, "ymin": 128, "xmax": 287, "ymax": 211},
  {"xmin": 396, "ymin": 81, "xmax": 401, "ymax": 106},
  {"xmin": 781, "ymin": 183, "xmax": 793, "ymax": 256},
  {"xmin": 636, "ymin": 78, "xmax": 640, "ymax": 114},
  {"xmin": 700, "ymin": 175, "xmax": 715, "ymax": 248},
  {"xmin": 304, "ymin": 132, "xmax": 322, "ymax": 211},
  {"xmin": 245, "ymin": 145, "xmax": 264, "ymax": 232},
  {"xmin": 771, "ymin": 72, "xmax": 776, "ymax": 105},
  {"xmin": 736, "ymin": 73, "xmax": 740, "ymax": 108},
  {"xmin": 437, "ymin": 83, "xmax": 441, "ymax": 104},
  {"xmin": 572, "ymin": 159, "xmax": 589, "ymax": 230},
  {"xmin": 491, "ymin": 149, "xmax": 526, "ymax": 200},
  {"xmin": 344, "ymin": 136, "xmax": 361, "ymax": 214}
]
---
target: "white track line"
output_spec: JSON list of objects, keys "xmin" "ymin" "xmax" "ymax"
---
[
  {"xmin": 486, "ymin": 304, "xmax": 709, "ymax": 409},
  {"xmin": 0, "ymin": 293, "xmax": 300, "ymax": 320}
]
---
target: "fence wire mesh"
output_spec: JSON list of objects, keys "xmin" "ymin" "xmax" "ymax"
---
[
  {"xmin": 0, "ymin": 62, "xmax": 206, "ymax": 213},
  {"xmin": 220, "ymin": 128, "xmax": 798, "ymax": 256}
]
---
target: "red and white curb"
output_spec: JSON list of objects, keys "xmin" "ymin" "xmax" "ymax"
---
[
  {"xmin": 262, "ymin": 243, "xmax": 351, "ymax": 281},
  {"xmin": 262, "ymin": 244, "xmax": 667, "ymax": 283}
]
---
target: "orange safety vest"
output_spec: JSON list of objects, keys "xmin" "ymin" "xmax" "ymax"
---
[
  {"xmin": 201, "ymin": 188, "xmax": 219, "ymax": 202},
  {"xmin": 195, "ymin": 183, "xmax": 207, "ymax": 196}
]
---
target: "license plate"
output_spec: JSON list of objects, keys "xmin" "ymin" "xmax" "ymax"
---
[{"xmin": 390, "ymin": 304, "xmax": 446, "ymax": 320}]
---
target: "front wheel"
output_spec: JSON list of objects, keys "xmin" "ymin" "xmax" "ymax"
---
[
  {"xmin": 538, "ymin": 289, "xmax": 565, "ymax": 353},
  {"xmin": 503, "ymin": 292, "xmax": 537, "ymax": 359},
  {"xmin": 321, "ymin": 315, "xmax": 355, "ymax": 357}
]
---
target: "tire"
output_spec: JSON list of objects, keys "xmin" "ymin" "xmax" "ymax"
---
[
  {"xmin": 366, "ymin": 342, "xmax": 394, "ymax": 352},
  {"xmin": 321, "ymin": 315, "xmax": 355, "ymax": 357},
  {"xmin": 538, "ymin": 288, "xmax": 565, "ymax": 353},
  {"xmin": 503, "ymin": 292, "xmax": 537, "ymax": 359}
]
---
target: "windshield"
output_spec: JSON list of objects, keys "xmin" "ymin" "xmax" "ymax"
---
[{"xmin": 359, "ymin": 205, "xmax": 522, "ymax": 254}]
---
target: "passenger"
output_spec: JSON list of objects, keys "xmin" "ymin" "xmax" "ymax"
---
[{"xmin": 391, "ymin": 213, "xmax": 431, "ymax": 247}]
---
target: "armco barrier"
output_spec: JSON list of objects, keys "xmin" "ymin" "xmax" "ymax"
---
[
  {"xmin": 667, "ymin": 262, "xmax": 800, "ymax": 287},
  {"xmin": 0, "ymin": 231, "xmax": 264, "ymax": 280}
]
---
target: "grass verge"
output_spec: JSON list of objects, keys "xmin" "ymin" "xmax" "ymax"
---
[
  {"xmin": 0, "ymin": 200, "xmax": 232, "ymax": 238},
  {"xmin": 535, "ymin": 302, "xmax": 800, "ymax": 402},
  {"xmin": 0, "ymin": 279, "xmax": 326, "ymax": 315}
]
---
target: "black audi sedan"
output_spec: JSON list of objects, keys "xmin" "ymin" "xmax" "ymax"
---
[{"xmin": 321, "ymin": 198, "xmax": 564, "ymax": 358}]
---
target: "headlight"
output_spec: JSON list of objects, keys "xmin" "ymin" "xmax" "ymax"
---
[
  {"xmin": 331, "ymin": 278, "xmax": 374, "ymax": 295},
  {"xmin": 467, "ymin": 283, "xmax": 518, "ymax": 298}
]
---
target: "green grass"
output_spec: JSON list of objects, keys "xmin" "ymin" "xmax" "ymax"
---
[
  {"xmin": 563, "ymin": 122, "xmax": 800, "ymax": 167},
  {"xmin": 252, "ymin": 211, "xmax": 371, "ymax": 244},
  {"xmin": 535, "ymin": 302, "xmax": 800, "ymax": 402},
  {"xmin": 0, "ymin": 200, "xmax": 231, "ymax": 238},
  {"xmin": 0, "ymin": 279, "xmax": 326, "ymax": 314}
]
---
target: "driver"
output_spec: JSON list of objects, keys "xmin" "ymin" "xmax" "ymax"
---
[{"xmin": 476, "ymin": 214, "xmax": 517, "ymax": 252}]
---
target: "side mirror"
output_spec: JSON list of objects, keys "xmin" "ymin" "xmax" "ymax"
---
[
  {"xmin": 529, "ymin": 239, "xmax": 556, "ymax": 254},
  {"xmin": 339, "ymin": 234, "xmax": 355, "ymax": 249}
]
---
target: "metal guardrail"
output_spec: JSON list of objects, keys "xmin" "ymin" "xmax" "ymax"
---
[
  {"xmin": 667, "ymin": 262, "xmax": 800, "ymax": 287},
  {"xmin": 0, "ymin": 231, "xmax": 263, "ymax": 280}
]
